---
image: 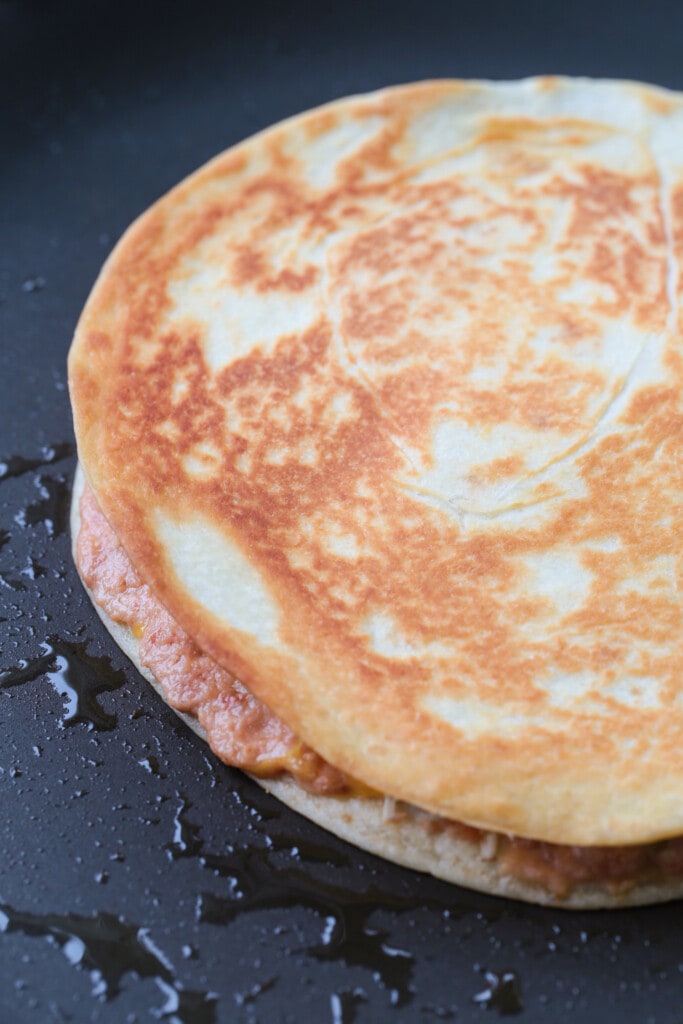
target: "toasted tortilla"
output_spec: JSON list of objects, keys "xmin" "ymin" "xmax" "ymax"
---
[
  {"xmin": 69, "ymin": 78, "xmax": 683, "ymax": 852},
  {"xmin": 69, "ymin": 465, "xmax": 683, "ymax": 908}
]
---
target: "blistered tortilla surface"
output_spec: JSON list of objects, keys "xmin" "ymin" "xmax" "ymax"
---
[{"xmin": 69, "ymin": 78, "xmax": 683, "ymax": 845}]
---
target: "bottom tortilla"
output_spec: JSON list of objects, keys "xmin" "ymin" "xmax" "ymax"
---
[{"xmin": 70, "ymin": 465, "xmax": 683, "ymax": 909}]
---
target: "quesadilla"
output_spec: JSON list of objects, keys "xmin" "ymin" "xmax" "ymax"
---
[{"xmin": 68, "ymin": 78, "xmax": 683, "ymax": 907}]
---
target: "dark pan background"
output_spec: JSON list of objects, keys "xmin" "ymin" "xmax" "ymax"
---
[{"xmin": 2, "ymin": 1, "xmax": 683, "ymax": 1021}]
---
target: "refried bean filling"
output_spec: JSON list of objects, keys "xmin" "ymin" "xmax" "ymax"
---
[{"xmin": 76, "ymin": 481, "xmax": 683, "ymax": 897}]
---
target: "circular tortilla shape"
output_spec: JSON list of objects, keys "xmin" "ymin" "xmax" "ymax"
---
[
  {"xmin": 70, "ymin": 466, "xmax": 683, "ymax": 909},
  {"xmin": 69, "ymin": 78, "xmax": 683, "ymax": 847}
]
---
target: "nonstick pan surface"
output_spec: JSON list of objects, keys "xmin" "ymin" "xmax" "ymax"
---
[{"xmin": 3, "ymin": 2, "xmax": 683, "ymax": 1021}]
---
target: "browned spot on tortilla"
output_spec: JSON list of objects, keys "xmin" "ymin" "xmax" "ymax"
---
[{"xmin": 69, "ymin": 80, "xmax": 683, "ymax": 845}]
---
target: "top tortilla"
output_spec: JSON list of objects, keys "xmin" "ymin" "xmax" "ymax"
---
[{"xmin": 69, "ymin": 78, "xmax": 683, "ymax": 846}]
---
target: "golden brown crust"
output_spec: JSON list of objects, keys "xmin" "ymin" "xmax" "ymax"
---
[
  {"xmin": 71, "ymin": 466, "xmax": 350, "ymax": 794},
  {"xmin": 69, "ymin": 78, "xmax": 683, "ymax": 846},
  {"xmin": 70, "ymin": 466, "xmax": 683, "ymax": 909}
]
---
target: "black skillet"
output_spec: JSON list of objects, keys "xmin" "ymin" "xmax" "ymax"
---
[{"xmin": 2, "ymin": 1, "xmax": 683, "ymax": 1020}]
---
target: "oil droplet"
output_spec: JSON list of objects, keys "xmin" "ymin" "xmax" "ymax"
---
[
  {"xmin": 167, "ymin": 797, "xmax": 202, "ymax": 860},
  {"xmin": 0, "ymin": 572, "xmax": 27, "ymax": 592},
  {"xmin": 233, "ymin": 976, "xmax": 277, "ymax": 1007},
  {"xmin": 0, "ymin": 443, "xmax": 74, "ymax": 482},
  {"xmin": 330, "ymin": 989, "xmax": 368, "ymax": 1023},
  {"xmin": 21, "ymin": 275, "xmax": 46, "ymax": 293},
  {"xmin": 138, "ymin": 755, "xmax": 164, "ymax": 777},
  {"xmin": 21, "ymin": 555, "xmax": 48, "ymax": 581},
  {"xmin": 472, "ymin": 971, "xmax": 523, "ymax": 1015},
  {"xmin": 17, "ymin": 473, "xmax": 72, "ymax": 538},
  {"xmin": 0, "ymin": 638, "xmax": 127, "ymax": 730},
  {"xmin": 0, "ymin": 902, "xmax": 217, "ymax": 1022}
]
